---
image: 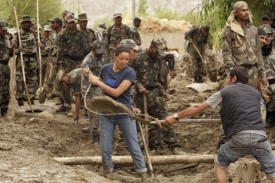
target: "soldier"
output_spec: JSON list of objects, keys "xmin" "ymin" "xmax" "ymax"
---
[
  {"xmin": 39, "ymin": 17, "xmax": 63, "ymax": 104},
  {"xmin": 61, "ymin": 10, "xmax": 71, "ymax": 28},
  {"xmin": 131, "ymin": 37, "xmax": 185, "ymax": 155},
  {"xmin": 220, "ymin": 1, "xmax": 267, "ymax": 89},
  {"xmin": 261, "ymin": 13, "xmax": 275, "ymax": 47},
  {"xmin": 0, "ymin": 20, "xmax": 13, "ymax": 116},
  {"xmin": 77, "ymin": 13, "xmax": 96, "ymax": 58},
  {"xmin": 55, "ymin": 14, "xmax": 83, "ymax": 117},
  {"xmin": 95, "ymin": 23, "xmax": 106, "ymax": 42},
  {"xmin": 120, "ymin": 39, "xmax": 140, "ymax": 63},
  {"xmin": 105, "ymin": 13, "xmax": 132, "ymax": 62},
  {"xmin": 185, "ymin": 25, "xmax": 209, "ymax": 83},
  {"xmin": 130, "ymin": 17, "xmax": 142, "ymax": 46},
  {"xmin": 81, "ymin": 40, "xmax": 107, "ymax": 143},
  {"xmin": 39, "ymin": 25, "xmax": 53, "ymax": 88},
  {"xmin": 258, "ymin": 25, "xmax": 275, "ymax": 125},
  {"xmin": 14, "ymin": 15, "xmax": 40, "ymax": 106}
]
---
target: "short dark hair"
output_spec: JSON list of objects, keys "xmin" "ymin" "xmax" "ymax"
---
[
  {"xmin": 134, "ymin": 17, "xmax": 141, "ymax": 22},
  {"xmin": 114, "ymin": 45, "xmax": 130, "ymax": 56},
  {"xmin": 229, "ymin": 66, "xmax": 249, "ymax": 83},
  {"xmin": 201, "ymin": 25, "xmax": 210, "ymax": 32}
]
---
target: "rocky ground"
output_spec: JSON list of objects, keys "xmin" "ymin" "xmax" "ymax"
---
[{"xmin": 1, "ymin": 56, "xmax": 275, "ymax": 183}]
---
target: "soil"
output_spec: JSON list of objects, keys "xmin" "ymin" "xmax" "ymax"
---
[{"xmin": 1, "ymin": 56, "xmax": 274, "ymax": 183}]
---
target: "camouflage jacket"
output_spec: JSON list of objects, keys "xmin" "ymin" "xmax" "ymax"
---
[
  {"xmin": 0, "ymin": 35, "xmax": 12, "ymax": 61},
  {"xmin": 68, "ymin": 68, "xmax": 82, "ymax": 85},
  {"xmin": 95, "ymin": 27, "xmax": 107, "ymax": 42},
  {"xmin": 222, "ymin": 25, "xmax": 265, "ymax": 78},
  {"xmin": 79, "ymin": 28, "xmax": 96, "ymax": 57},
  {"xmin": 14, "ymin": 29, "xmax": 38, "ymax": 56},
  {"xmin": 105, "ymin": 23, "xmax": 132, "ymax": 50},
  {"xmin": 263, "ymin": 48, "xmax": 275, "ymax": 80},
  {"xmin": 41, "ymin": 36, "xmax": 54, "ymax": 56},
  {"xmin": 185, "ymin": 26, "xmax": 208, "ymax": 55},
  {"xmin": 130, "ymin": 26, "xmax": 141, "ymax": 46},
  {"xmin": 131, "ymin": 50, "xmax": 165, "ymax": 95},
  {"xmin": 160, "ymin": 53, "xmax": 175, "ymax": 71},
  {"xmin": 57, "ymin": 28, "xmax": 83, "ymax": 68}
]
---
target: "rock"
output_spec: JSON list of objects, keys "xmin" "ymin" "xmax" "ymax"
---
[{"xmin": 168, "ymin": 103, "xmax": 180, "ymax": 112}]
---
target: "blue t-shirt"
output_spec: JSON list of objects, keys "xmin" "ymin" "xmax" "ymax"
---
[{"xmin": 100, "ymin": 63, "xmax": 136, "ymax": 110}]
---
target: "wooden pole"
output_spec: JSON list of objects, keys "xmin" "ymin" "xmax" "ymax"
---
[
  {"xmin": 10, "ymin": 48, "xmax": 16, "ymax": 119},
  {"xmin": 13, "ymin": 6, "xmax": 34, "ymax": 112},
  {"xmin": 53, "ymin": 155, "xmax": 215, "ymax": 165},
  {"xmin": 37, "ymin": 0, "xmax": 43, "ymax": 91},
  {"xmin": 150, "ymin": 118, "xmax": 221, "ymax": 125},
  {"xmin": 137, "ymin": 121, "xmax": 154, "ymax": 177},
  {"xmin": 143, "ymin": 95, "xmax": 149, "ymax": 149}
]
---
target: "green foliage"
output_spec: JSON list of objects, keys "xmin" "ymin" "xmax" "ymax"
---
[
  {"xmin": 137, "ymin": 0, "xmax": 149, "ymax": 17},
  {"xmin": 197, "ymin": 0, "xmax": 275, "ymax": 48},
  {"xmin": 93, "ymin": 17, "xmax": 114, "ymax": 30},
  {"xmin": 0, "ymin": 0, "xmax": 62, "ymax": 28},
  {"xmin": 155, "ymin": 7, "xmax": 186, "ymax": 20}
]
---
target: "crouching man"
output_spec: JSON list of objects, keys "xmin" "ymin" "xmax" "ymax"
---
[{"xmin": 164, "ymin": 66, "xmax": 275, "ymax": 183}]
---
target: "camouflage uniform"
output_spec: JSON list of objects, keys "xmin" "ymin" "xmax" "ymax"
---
[
  {"xmin": 132, "ymin": 50, "xmax": 180, "ymax": 151},
  {"xmin": 130, "ymin": 26, "xmax": 141, "ymax": 46},
  {"xmin": 96, "ymin": 26, "xmax": 107, "ymax": 42},
  {"xmin": 56, "ymin": 26, "xmax": 83, "ymax": 109},
  {"xmin": 14, "ymin": 28, "xmax": 39, "ymax": 101},
  {"xmin": 263, "ymin": 49, "xmax": 275, "ymax": 111},
  {"xmin": 80, "ymin": 28, "xmax": 96, "ymax": 57},
  {"xmin": 81, "ymin": 51, "xmax": 106, "ymax": 141},
  {"xmin": 160, "ymin": 53, "xmax": 175, "ymax": 90},
  {"xmin": 221, "ymin": 25, "xmax": 265, "ymax": 88},
  {"xmin": 105, "ymin": 23, "xmax": 132, "ymax": 62},
  {"xmin": 185, "ymin": 26, "xmax": 208, "ymax": 82},
  {"xmin": 0, "ymin": 20, "xmax": 12, "ymax": 115}
]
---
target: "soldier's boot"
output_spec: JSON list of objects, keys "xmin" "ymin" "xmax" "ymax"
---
[
  {"xmin": 28, "ymin": 98, "xmax": 35, "ymax": 105},
  {"xmin": 38, "ymin": 89, "xmax": 48, "ymax": 104},
  {"xmin": 66, "ymin": 108, "xmax": 73, "ymax": 117},
  {"xmin": 47, "ymin": 91, "xmax": 60, "ymax": 100},
  {"xmin": 171, "ymin": 147, "xmax": 186, "ymax": 155},
  {"xmin": 139, "ymin": 172, "xmax": 148, "ymax": 183},
  {"xmin": 56, "ymin": 105, "xmax": 66, "ymax": 113},
  {"xmin": 18, "ymin": 100, "xmax": 24, "ymax": 106},
  {"xmin": 1, "ymin": 108, "xmax": 8, "ymax": 116},
  {"xmin": 82, "ymin": 121, "xmax": 91, "ymax": 133}
]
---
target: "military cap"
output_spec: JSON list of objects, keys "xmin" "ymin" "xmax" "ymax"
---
[
  {"xmin": 151, "ymin": 37, "xmax": 167, "ymax": 55},
  {"xmin": 20, "ymin": 15, "xmax": 32, "ymax": 23},
  {"xmin": 78, "ymin": 13, "xmax": 89, "ymax": 21},
  {"xmin": 262, "ymin": 13, "xmax": 273, "ymax": 20},
  {"xmin": 260, "ymin": 24, "xmax": 273, "ymax": 35},
  {"xmin": 258, "ymin": 28, "xmax": 267, "ymax": 36},
  {"xmin": 65, "ymin": 14, "xmax": 76, "ymax": 23},
  {"xmin": 120, "ymin": 39, "xmax": 139, "ymax": 51},
  {"xmin": 92, "ymin": 40, "xmax": 105, "ymax": 54},
  {"xmin": 43, "ymin": 25, "xmax": 52, "ymax": 31},
  {"xmin": 48, "ymin": 17, "xmax": 62, "ymax": 23},
  {"xmin": 62, "ymin": 10, "xmax": 71, "ymax": 16},
  {"xmin": 0, "ymin": 20, "xmax": 9, "ymax": 30},
  {"xmin": 113, "ymin": 13, "xmax": 122, "ymax": 19}
]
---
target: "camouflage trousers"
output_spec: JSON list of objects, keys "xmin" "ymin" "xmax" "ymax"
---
[
  {"xmin": 84, "ymin": 86, "xmax": 103, "ymax": 140},
  {"xmin": 108, "ymin": 49, "xmax": 114, "ymax": 63},
  {"xmin": 134, "ymin": 89, "xmax": 180, "ymax": 150},
  {"xmin": 264, "ymin": 83, "xmax": 275, "ymax": 112},
  {"xmin": 59, "ymin": 58, "xmax": 82, "ymax": 106},
  {"xmin": 16, "ymin": 55, "xmax": 38, "ymax": 100},
  {"xmin": 0, "ymin": 63, "xmax": 10, "ymax": 110},
  {"xmin": 40, "ymin": 55, "xmax": 48, "ymax": 87},
  {"xmin": 245, "ymin": 65, "xmax": 258, "ymax": 89},
  {"xmin": 44, "ymin": 56, "xmax": 57, "ymax": 94},
  {"xmin": 190, "ymin": 54, "xmax": 206, "ymax": 82},
  {"xmin": 160, "ymin": 61, "xmax": 169, "ymax": 91}
]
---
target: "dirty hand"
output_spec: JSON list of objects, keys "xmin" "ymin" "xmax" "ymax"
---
[
  {"xmin": 163, "ymin": 93, "xmax": 170, "ymax": 101},
  {"xmin": 263, "ymin": 94, "xmax": 270, "ymax": 103},
  {"xmin": 133, "ymin": 107, "xmax": 141, "ymax": 114},
  {"xmin": 261, "ymin": 77, "xmax": 268, "ymax": 87},
  {"xmin": 37, "ymin": 41, "xmax": 42, "ymax": 47},
  {"xmin": 164, "ymin": 115, "xmax": 176, "ymax": 126},
  {"xmin": 88, "ymin": 74, "xmax": 99, "ymax": 85},
  {"xmin": 138, "ymin": 85, "xmax": 148, "ymax": 94},
  {"xmin": 82, "ymin": 68, "xmax": 90, "ymax": 77},
  {"xmin": 169, "ymin": 70, "xmax": 177, "ymax": 78},
  {"xmin": 18, "ymin": 46, "xmax": 24, "ymax": 52}
]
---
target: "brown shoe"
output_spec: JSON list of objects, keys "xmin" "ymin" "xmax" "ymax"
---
[
  {"xmin": 18, "ymin": 100, "xmax": 24, "ymax": 106},
  {"xmin": 56, "ymin": 105, "xmax": 66, "ymax": 112}
]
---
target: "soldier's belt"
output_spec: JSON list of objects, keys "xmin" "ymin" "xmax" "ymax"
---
[
  {"xmin": 64, "ymin": 54, "xmax": 82, "ymax": 60},
  {"xmin": 268, "ymin": 79, "xmax": 275, "ymax": 85},
  {"xmin": 240, "ymin": 64, "xmax": 256, "ymax": 70},
  {"xmin": 0, "ymin": 60, "xmax": 9, "ymax": 65},
  {"xmin": 23, "ymin": 53, "xmax": 36, "ymax": 57}
]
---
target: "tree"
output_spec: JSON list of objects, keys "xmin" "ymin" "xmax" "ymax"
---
[
  {"xmin": 0, "ymin": 0, "xmax": 62, "ymax": 28},
  {"xmin": 196, "ymin": 0, "xmax": 275, "ymax": 48},
  {"xmin": 137, "ymin": 0, "xmax": 148, "ymax": 18}
]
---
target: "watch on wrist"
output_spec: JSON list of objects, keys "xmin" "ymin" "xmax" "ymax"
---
[{"xmin": 173, "ymin": 113, "xmax": 179, "ymax": 121}]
